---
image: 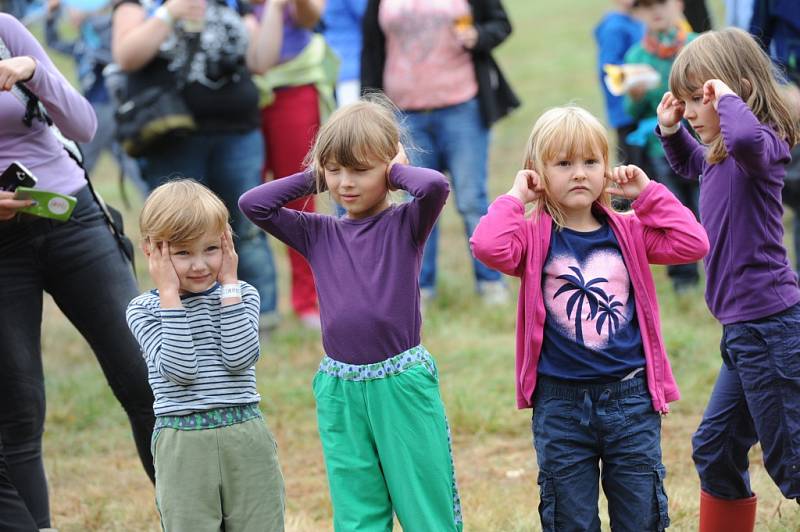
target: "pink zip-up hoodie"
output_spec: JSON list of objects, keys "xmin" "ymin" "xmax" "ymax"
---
[{"xmin": 470, "ymin": 181, "xmax": 709, "ymax": 413}]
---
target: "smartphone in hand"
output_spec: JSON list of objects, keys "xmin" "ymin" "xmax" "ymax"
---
[{"xmin": 0, "ymin": 161, "xmax": 38, "ymax": 192}]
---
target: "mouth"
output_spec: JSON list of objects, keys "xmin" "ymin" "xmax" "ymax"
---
[
  {"xmin": 570, "ymin": 186, "xmax": 590, "ymax": 192},
  {"xmin": 340, "ymin": 194, "xmax": 359, "ymax": 202},
  {"xmin": 187, "ymin": 274, "xmax": 210, "ymax": 282}
]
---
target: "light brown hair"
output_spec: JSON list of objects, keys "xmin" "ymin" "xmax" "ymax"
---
[
  {"xmin": 139, "ymin": 179, "xmax": 229, "ymax": 245},
  {"xmin": 304, "ymin": 93, "xmax": 400, "ymax": 193},
  {"xmin": 523, "ymin": 105, "xmax": 613, "ymax": 229},
  {"xmin": 669, "ymin": 27, "xmax": 799, "ymax": 163}
]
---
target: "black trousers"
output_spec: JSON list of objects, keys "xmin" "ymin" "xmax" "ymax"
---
[{"xmin": 0, "ymin": 187, "xmax": 155, "ymax": 527}]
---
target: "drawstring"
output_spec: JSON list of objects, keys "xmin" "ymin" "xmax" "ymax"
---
[{"xmin": 579, "ymin": 388, "xmax": 612, "ymax": 427}]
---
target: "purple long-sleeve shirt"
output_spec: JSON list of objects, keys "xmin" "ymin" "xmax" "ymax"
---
[
  {"xmin": 239, "ymin": 164, "xmax": 449, "ymax": 364},
  {"xmin": 0, "ymin": 14, "xmax": 97, "ymax": 195},
  {"xmin": 659, "ymin": 94, "xmax": 800, "ymax": 324}
]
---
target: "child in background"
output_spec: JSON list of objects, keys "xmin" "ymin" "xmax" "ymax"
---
[
  {"xmin": 657, "ymin": 27, "xmax": 800, "ymax": 532},
  {"xmin": 239, "ymin": 97, "xmax": 462, "ymax": 531},
  {"xmin": 471, "ymin": 105, "xmax": 708, "ymax": 531},
  {"xmin": 625, "ymin": 0, "xmax": 700, "ymax": 293},
  {"xmin": 593, "ymin": 0, "xmax": 645, "ymax": 165},
  {"xmin": 126, "ymin": 180, "xmax": 285, "ymax": 531}
]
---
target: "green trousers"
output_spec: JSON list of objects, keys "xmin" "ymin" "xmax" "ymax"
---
[
  {"xmin": 313, "ymin": 346, "xmax": 463, "ymax": 532},
  {"xmin": 152, "ymin": 408, "xmax": 285, "ymax": 532}
]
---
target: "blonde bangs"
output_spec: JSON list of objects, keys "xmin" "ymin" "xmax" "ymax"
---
[
  {"xmin": 140, "ymin": 179, "xmax": 228, "ymax": 245},
  {"xmin": 524, "ymin": 106, "xmax": 612, "ymax": 228}
]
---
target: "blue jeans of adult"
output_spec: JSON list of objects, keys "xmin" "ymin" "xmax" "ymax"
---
[
  {"xmin": 692, "ymin": 303, "xmax": 800, "ymax": 500},
  {"xmin": 532, "ymin": 374, "xmax": 669, "ymax": 531},
  {"xmin": 404, "ymin": 98, "xmax": 501, "ymax": 292},
  {"xmin": 0, "ymin": 187, "xmax": 156, "ymax": 528},
  {"xmin": 137, "ymin": 129, "xmax": 277, "ymax": 315},
  {"xmin": 649, "ymin": 155, "xmax": 700, "ymax": 288}
]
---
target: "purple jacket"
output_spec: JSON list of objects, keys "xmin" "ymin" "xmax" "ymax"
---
[
  {"xmin": 659, "ymin": 94, "xmax": 800, "ymax": 324},
  {"xmin": 470, "ymin": 182, "xmax": 709, "ymax": 412}
]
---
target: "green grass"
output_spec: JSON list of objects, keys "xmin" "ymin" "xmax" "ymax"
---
[{"xmin": 37, "ymin": 0, "xmax": 800, "ymax": 530}]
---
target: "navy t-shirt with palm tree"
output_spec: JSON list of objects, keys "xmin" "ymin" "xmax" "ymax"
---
[{"xmin": 539, "ymin": 220, "xmax": 645, "ymax": 382}]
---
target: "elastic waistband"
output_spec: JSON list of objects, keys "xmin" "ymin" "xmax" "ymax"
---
[
  {"xmin": 154, "ymin": 403, "xmax": 261, "ymax": 431},
  {"xmin": 318, "ymin": 345, "xmax": 436, "ymax": 381},
  {"xmin": 536, "ymin": 372, "xmax": 647, "ymax": 402}
]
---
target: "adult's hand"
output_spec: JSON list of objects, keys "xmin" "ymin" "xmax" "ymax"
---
[
  {"xmin": 0, "ymin": 56, "xmax": 36, "ymax": 91},
  {"xmin": 0, "ymin": 191, "xmax": 34, "ymax": 221}
]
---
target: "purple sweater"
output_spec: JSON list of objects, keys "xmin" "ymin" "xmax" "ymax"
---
[
  {"xmin": 0, "ymin": 14, "xmax": 96, "ymax": 196},
  {"xmin": 659, "ymin": 94, "xmax": 800, "ymax": 324},
  {"xmin": 239, "ymin": 164, "xmax": 449, "ymax": 364}
]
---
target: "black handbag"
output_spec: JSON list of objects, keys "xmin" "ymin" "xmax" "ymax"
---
[{"xmin": 112, "ymin": 37, "xmax": 200, "ymax": 157}]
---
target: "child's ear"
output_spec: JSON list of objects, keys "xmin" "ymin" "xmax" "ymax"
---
[
  {"xmin": 741, "ymin": 78, "xmax": 753, "ymax": 99},
  {"xmin": 142, "ymin": 238, "xmax": 152, "ymax": 257}
]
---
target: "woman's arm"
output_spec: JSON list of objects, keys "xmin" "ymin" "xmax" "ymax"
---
[
  {"xmin": 0, "ymin": 14, "xmax": 96, "ymax": 142},
  {"xmin": 112, "ymin": 0, "xmax": 204, "ymax": 72},
  {"xmin": 468, "ymin": 0, "xmax": 512, "ymax": 53},
  {"xmin": 243, "ymin": 0, "xmax": 285, "ymax": 74}
]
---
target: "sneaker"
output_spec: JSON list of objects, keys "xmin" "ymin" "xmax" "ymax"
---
[
  {"xmin": 299, "ymin": 312, "xmax": 322, "ymax": 331},
  {"xmin": 478, "ymin": 281, "xmax": 510, "ymax": 306}
]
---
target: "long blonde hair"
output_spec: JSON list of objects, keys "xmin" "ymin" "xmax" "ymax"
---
[
  {"xmin": 669, "ymin": 27, "xmax": 799, "ymax": 163},
  {"xmin": 304, "ymin": 93, "xmax": 400, "ymax": 194},
  {"xmin": 522, "ymin": 105, "xmax": 612, "ymax": 229}
]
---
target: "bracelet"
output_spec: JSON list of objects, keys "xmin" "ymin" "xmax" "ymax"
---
[
  {"xmin": 154, "ymin": 5, "xmax": 175, "ymax": 27},
  {"xmin": 220, "ymin": 283, "xmax": 241, "ymax": 299},
  {"xmin": 659, "ymin": 122, "xmax": 681, "ymax": 136}
]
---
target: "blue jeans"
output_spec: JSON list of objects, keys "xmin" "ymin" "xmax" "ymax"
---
[
  {"xmin": 532, "ymin": 375, "xmax": 669, "ymax": 531},
  {"xmin": 0, "ymin": 187, "xmax": 156, "ymax": 527},
  {"xmin": 692, "ymin": 303, "xmax": 800, "ymax": 500},
  {"xmin": 404, "ymin": 98, "xmax": 501, "ymax": 291},
  {"xmin": 137, "ymin": 129, "xmax": 277, "ymax": 315}
]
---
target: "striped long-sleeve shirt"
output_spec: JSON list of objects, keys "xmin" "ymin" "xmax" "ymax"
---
[{"xmin": 126, "ymin": 281, "xmax": 262, "ymax": 417}]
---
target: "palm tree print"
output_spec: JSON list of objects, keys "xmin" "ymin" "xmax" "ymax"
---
[
  {"xmin": 595, "ymin": 294, "xmax": 625, "ymax": 336},
  {"xmin": 553, "ymin": 266, "xmax": 608, "ymax": 344}
]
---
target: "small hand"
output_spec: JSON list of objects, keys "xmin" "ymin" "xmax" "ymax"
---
[
  {"xmin": 454, "ymin": 25, "xmax": 478, "ymax": 49},
  {"xmin": 656, "ymin": 91, "xmax": 685, "ymax": 131},
  {"xmin": 146, "ymin": 240, "xmax": 181, "ymax": 295},
  {"xmin": 217, "ymin": 226, "xmax": 239, "ymax": 285},
  {"xmin": 386, "ymin": 142, "xmax": 408, "ymax": 190},
  {"xmin": 703, "ymin": 79, "xmax": 735, "ymax": 110},
  {"xmin": 507, "ymin": 169, "xmax": 544, "ymax": 205},
  {"xmin": 607, "ymin": 164, "xmax": 651, "ymax": 200},
  {"xmin": 0, "ymin": 191, "xmax": 34, "ymax": 221},
  {"xmin": 0, "ymin": 57, "xmax": 37, "ymax": 91}
]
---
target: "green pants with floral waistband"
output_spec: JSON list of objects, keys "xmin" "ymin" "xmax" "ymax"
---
[{"xmin": 313, "ymin": 345, "xmax": 463, "ymax": 532}]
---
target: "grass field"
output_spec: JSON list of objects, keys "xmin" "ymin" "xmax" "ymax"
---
[{"xmin": 35, "ymin": 0, "xmax": 800, "ymax": 530}]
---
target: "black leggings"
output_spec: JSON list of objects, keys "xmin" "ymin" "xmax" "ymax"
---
[{"xmin": 0, "ymin": 187, "xmax": 155, "ymax": 527}]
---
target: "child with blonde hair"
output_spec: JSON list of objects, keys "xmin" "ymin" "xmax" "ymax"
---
[
  {"xmin": 239, "ymin": 97, "xmax": 462, "ymax": 531},
  {"xmin": 471, "ymin": 105, "xmax": 708, "ymax": 531},
  {"xmin": 657, "ymin": 27, "xmax": 800, "ymax": 531},
  {"xmin": 126, "ymin": 179, "xmax": 285, "ymax": 531}
]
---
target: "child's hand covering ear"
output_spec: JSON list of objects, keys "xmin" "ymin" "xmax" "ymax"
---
[
  {"xmin": 607, "ymin": 164, "xmax": 651, "ymax": 200},
  {"xmin": 507, "ymin": 169, "xmax": 544, "ymax": 205}
]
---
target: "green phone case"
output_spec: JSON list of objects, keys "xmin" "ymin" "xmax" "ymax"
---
[{"xmin": 14, "ymin": 187, "xmax": 77, "ymax": 222}]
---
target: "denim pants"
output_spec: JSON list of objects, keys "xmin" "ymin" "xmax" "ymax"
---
[
  {"xmin": 0, "ymin": 187, "xmax": 156, "ymax": 527},
  {"xmin": 532, "ymin": 374, "xmax": 669, "ymax": 532},
  {"xmin": 692, "ymin": 303, "xmax": 800, "ymax": 500},
  {"xmin": 404, "ymin": 98, "xmax": 501, "ymax": 291},
  {"xmin": 0, "ymin": 435, "xmax": 37, "ymax": 532},
  {"xmin": 137, "ymin": 129, "xmax": 277, "ymax": 315},
  {"xmin": 649, "ymin": 155, "xmax": 700, "ymax": 287}
]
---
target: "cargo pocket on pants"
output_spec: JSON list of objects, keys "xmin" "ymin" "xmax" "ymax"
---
[
  {"xmin": 537, "ymin": 473, "xmax": 557, "ymax": 531},
  {"xmin": 652, "ymin": 465, "xmax": 670, "ymax": 531}
]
